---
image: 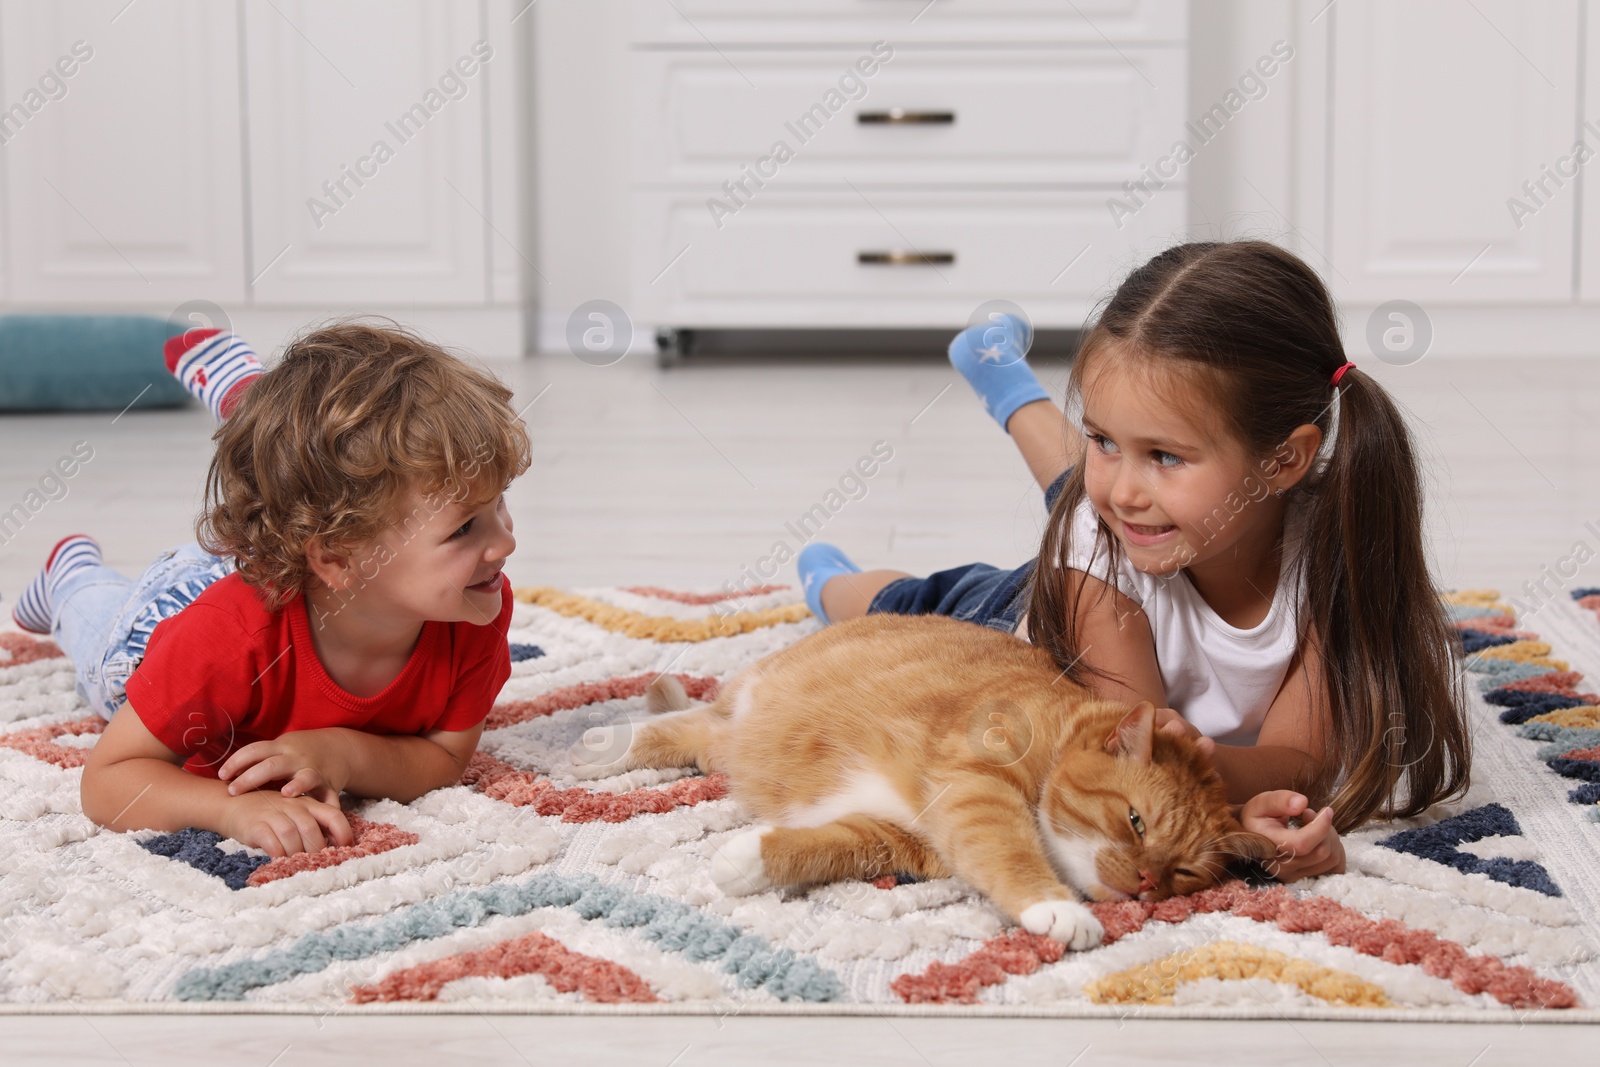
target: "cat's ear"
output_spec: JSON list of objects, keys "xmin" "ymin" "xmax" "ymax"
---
[
  {"xmin": 1102, "ymin": 701, "xmax": 1156, "ymax": 763},
  {"xmin": 1217, "ymin": 830, "xmax": 1279, "ymax": 864}
]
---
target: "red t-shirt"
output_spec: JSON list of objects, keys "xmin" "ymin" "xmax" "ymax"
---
[{"xmin": 124, "ymin": 571, "xmax": 513, "ymax": 777}]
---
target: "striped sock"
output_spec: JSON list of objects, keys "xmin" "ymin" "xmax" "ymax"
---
[
  {"xmin": 164, "ymin": 329, "xmax": 264, "ymax": 421},
  {"xmin": 12, "ymin": 535, "xmax": 102, "ymax": 635}
]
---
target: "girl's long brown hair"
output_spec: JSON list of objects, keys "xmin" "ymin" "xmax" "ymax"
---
[{"xmin": 1026, "ymin": 241, "xmax": 1469, "ymax": 832}]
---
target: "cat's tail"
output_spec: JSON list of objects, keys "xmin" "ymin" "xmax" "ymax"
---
[{"xmin": 646, "ymin": 674, "xmax": 693, "ymax": 714}]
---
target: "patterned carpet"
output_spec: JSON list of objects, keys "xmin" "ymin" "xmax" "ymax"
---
[{"xmin": 2, "ymin": 583, "xmax": 1599, "ymax": 1020}]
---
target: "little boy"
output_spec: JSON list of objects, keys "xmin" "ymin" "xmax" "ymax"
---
[{"xmin": 14, "ymin": 322, "xmax": 529, "ymax": 857}]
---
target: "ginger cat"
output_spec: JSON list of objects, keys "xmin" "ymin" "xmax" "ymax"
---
[{"xmin": 573, "ymin": 614, "xmax": 1276, "ymax": 950}]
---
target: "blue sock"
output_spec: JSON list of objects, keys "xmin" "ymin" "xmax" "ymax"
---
[
  {"xmin": 797, "ymin": 542, "xmax": 861, "ymax": 623},
  {"xmin": 948, "ymin": 314, "xmax": 1050, "ymax": 432}
]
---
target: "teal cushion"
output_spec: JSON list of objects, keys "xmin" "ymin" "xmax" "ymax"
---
[{"xmin": 0, "ymin": 315, "xmax": 195, "ymax": 413}]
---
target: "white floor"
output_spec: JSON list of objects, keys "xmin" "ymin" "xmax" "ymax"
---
[
  {"xmin": 2, "ymin": 346, "xmax": 1599, "ymax": 1062},
  {"xmin": 1, "ymin": 1011, "xmax": 1595, "ymax": 1065},
  {"xmin": 3, "ymin": 347, "xmax": 1599, "ymax": 605}
]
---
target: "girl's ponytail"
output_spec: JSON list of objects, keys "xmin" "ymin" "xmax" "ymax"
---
[{"xmin": 1299, "ymin": 371, "xmax": 1470, "ymax": 831}]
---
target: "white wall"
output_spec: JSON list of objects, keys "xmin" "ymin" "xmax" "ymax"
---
[{"xmin": 531, "ymin": 0, "xmax": 639, "ymax": 353}]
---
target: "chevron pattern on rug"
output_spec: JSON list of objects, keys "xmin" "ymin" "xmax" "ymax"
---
[{"xmin": 1, "ymin": 584, "xmax": 1597, "ymax": 1018}]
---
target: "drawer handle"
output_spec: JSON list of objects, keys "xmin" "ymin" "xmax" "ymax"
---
[
  {"xmin": 857, "ymin": 109, "xmax": 956, "ymax": 125},
  {"xmin": 858, "ymin": 250, "xmax": 956, "ymax": 266}
]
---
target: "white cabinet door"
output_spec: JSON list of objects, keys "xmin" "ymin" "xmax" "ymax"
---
[
  {"xmin": 0, "ymin": 0, "xmax": 246, "ymax": 305},
  {"xmin": 242, "ymin": 0, "xmax": 488, "ymax": 305},
  {"xmin": 1326, "ymin": 0, "xmax": 1578, "ymax": 303}
]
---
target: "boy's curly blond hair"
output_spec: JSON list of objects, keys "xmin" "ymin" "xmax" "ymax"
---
[{"xmin": 196, "ymin": 320, "xmax": 532, "ymax": 612}]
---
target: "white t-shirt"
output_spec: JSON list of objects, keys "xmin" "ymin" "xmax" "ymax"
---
[{"xmin": 1038, "ymin": 496, "xmax": 1307, "ymax": 745}]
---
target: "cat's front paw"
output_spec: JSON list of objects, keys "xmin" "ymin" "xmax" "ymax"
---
[
  {"xmin": 1020, "ymin": 899, "xmax": 1103, "ymax": 951},
  {"xmin": 567, "ymin": 722, "xmax": 633, "ymax": 780},
  {"xmin": 710, "ymin": 827, "xmax": 774, "ymax": 896}
]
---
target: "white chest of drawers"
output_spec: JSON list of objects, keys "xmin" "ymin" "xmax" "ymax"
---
[{"xmin": 627, "ymin": 0, "xmax": 1190, "ymax": 361}]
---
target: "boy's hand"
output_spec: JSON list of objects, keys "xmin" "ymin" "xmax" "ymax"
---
[
  {"xmin": 221, "ymin": 791, "xmax": 354, "ymax": 858},
  {"xmin": 218, "ymin": 729, "xmax": 350, "ymax": 804},
  {"xmin": 1152, "ymin": 706, "xmax": 1216, "ymax": 760},
  {"xmin": 1239, "ymin": 790, "xmax": 1345, "ymax": 882}
]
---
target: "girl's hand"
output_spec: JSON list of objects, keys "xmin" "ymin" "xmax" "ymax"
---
[
  {"xmin": 1152, "ymin": 706, "xmax": 1215, "ymax": 760},
  {"xmin": 221, "ymin": 791, "xmax": 354, "ymax": 858},
  {"xmin": 218, "ymin": 729, "xmax": 350, "ymax": 805},
  {"xmin": 1239, "ymin": 790, "xmax": 1346, "ymax": 882}
]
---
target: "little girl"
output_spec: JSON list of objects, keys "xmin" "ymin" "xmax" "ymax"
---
[
  {"xmin": 799, "ymin": 240, "xmax": 1472, "ymax": 882},
  {"xmin": 12, "ymin": 322, "xmax": 529, "ymax": 858}
]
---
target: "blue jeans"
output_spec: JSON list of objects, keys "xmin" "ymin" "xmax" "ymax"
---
[
  {"xmin": 867, "ymin": 467, "xmax": 1071, "ymax": 633},
  {"xmin": 49, "ymin": 542, "xmax": 235, "ymax": 720}
]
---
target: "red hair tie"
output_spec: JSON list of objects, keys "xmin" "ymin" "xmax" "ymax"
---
[{"xmin": 1331, "ymin": 362, "xmax": 1356, "ymax": 386}]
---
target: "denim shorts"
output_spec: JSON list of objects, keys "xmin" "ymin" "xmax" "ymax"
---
[
  {"xmin": 866, "ymin": 467, "xmax": 1071, "ymax": 633},
  {"xmin": 51, "ymin": 541, "xmax": 236, "ymax": 720}
]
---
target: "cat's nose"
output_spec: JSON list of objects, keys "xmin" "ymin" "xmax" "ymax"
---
[{"xmin": 1136, "ymin": 870, "xmax": 1156, "ymax": 894}]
